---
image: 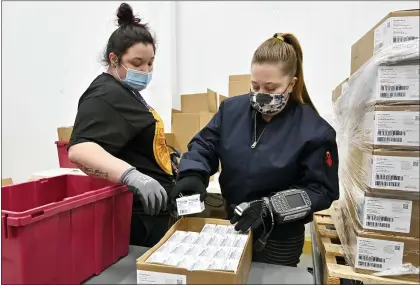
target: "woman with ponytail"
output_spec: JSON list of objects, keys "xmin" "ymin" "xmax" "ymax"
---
[{"xmin": 171, "ymin": 33, "xmax": 339, "ymax": 266}]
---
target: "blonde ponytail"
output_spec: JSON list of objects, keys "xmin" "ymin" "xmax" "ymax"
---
[{"xmin": 252, "ymin": 33, "xmax": 318, "ymax": 114}]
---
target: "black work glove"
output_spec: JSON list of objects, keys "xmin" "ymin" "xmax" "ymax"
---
[
  {"xmin": 169, "ymin": 175, "xmax": 207, "ymax": 217},
  {"xmin": 170, "ymin": 175, "xmax": 208, "ymax": 203},
  {"xmin": 230, "ymin": 200, "xmax": 267, "ymax": 233}
]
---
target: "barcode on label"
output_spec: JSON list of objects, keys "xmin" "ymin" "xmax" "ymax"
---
[
  {"xmin": 415, "ymin": 116, "xmax": 420, "ymax": 121},
  {"xmin": 380, "ymin": 92, "xmax": 406, "ymax": 98},
  {"xmin": 375, "ymin": 181, "xmax": 400, "ymax": 187},
  {"xmin": 403, "ymin": 204, "xmax": 409, "ymax": 210},
  {"xmin": 367, "ymin": 214, "xmax": 394, "ymax": 222},
  {"xmin": 379, "ymin": 92, "xmax": 407, "ymax": 98},
  {"xmin": 381, "ymin": 85, "xmax": 409, "ymax": 91},
  {"xmin": 395, "ymin": 245, "xmax": 401, "ymax": 250},
  {"xmin": 358, "ymin": 261, "xmax": 383, "ymax": 269},
  {"xmin": 179, "ymin": 209, "xmax": 189, "ymax": 215},
  {"xmin": 393, "ymin": 36, "xmax": 419, "ymax": 43},
  {"xmin": 366, "ymin": 221, "xmax": 391, "ymax": 228},
  {"xmin": 177, "ymin": 279, "xmax": 184, "ymax": 284},
  {"xmin": 413, "ymin": 161, "xmax": 419, "ymax": 167},
  {"xmin": 358, "ymin": 254, "xmax": 385, "ymax": 267},
  {"xmin": 375, "ymin": 174, "xmax": 403, "ymax": 181},
  {"xmin": 377, "ymin": 137, "xmax": 403, "ymax": 143},
  {"xmin": 359, "ymin": 254, "xmax": 384, "ymax": 262},
  {"xmin": 377, "ymin": 129, "xmax": 406, "ymax": 136}
]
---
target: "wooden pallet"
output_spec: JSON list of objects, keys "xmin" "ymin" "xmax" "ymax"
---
[{"xmin": 313, "ymin": 204, "xmax": 417, "ymax": 285}]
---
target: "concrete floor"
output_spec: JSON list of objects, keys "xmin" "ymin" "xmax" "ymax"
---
[{"xmin": 298, "ymin": 253, "xmax": 313, "ymax": 270}]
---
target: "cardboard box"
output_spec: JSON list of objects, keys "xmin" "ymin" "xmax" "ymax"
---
[
  {"xmin": 363, "ymin": 105, "xmax": 420, "ymax": 149},
  {"xmin": 344, "ymin": 184, "xmax": 419, "ymax": 238},
  {"xmin": 136, "ymin": 218, "xmax": 252, "ymax": 284},
  {"xmin": 229, "ymin": 74, "xmax": 251, "ymax": 97},
  {"xmin": 336, "ymin": 62, "xmax": 420, "ymax": 105},
  {"xmin": 332, "ymin": 78, "xmax": 349, "ymax": 103},
  {"xmin": 57, "ymin": 126, "xmax": 73, "ymax": 142},
  {"xmin": 172, "ymin": 113, "xmax": 214, "ymax": 153},
  {"xmin": 346, "ymin": 148, "xmax": 419, "ymax": 197},
  {"xmin": 351, "ymin": 10, "xmax": 419, "ymax": 74},
  {"xmin": 334, "ymin": 201, "xmax": 419, "ymax": 283},
  {"xmin": 363, "ymin": 149, "xmax": 419, "ymax": 194},
  {"xmin": 181, "ymin": 89, "xmax": 217, "ymax": 113},
  {"xmin": 219, "ymin": 94, "xmax": 228, "ymax": 105},
  {"xmin": 171, "ymin": 109, "xmax": 182, "ymax": 129},
  {"xmin": 165, "ymin": 133, "xmax": 175, "ymax": 148},
  {"xmin": 1, "ymin": 178, "xmax": 13, "ymax": 186}
]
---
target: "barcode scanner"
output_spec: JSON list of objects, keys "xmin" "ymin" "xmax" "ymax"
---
[
  {"xmin": 233, "ymin": 198, "xmax": 274, "ymax": 252},
  {"xmin": 254, "ymin": 197, "xmax": 275, "ymax": 252}
]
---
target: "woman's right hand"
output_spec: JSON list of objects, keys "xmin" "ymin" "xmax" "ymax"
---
[
  {"xmin": 121, "ymin": 167, "xmax": 168, "ymax": 216},
  {"xmin": 170, "ymin": 175, "xmax": 207, "ymax": 203}
]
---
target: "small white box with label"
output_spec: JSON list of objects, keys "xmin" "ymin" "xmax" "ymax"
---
[{"xmin": 176, "ymin": 194, "xmax": 205, "ymax": 216}]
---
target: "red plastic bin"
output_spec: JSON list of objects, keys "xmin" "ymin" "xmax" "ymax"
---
[
  {"xmin": 1, "ymin": 175, "xmax": 133, "ymax": 284},
  {"xmin": 55, "ymin": 141, "xmax": 76, "ymax": 168}
]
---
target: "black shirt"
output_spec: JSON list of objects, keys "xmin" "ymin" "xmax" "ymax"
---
[{"xmin": 68, "ymin": 73, "xmax": 175, "ymax": 194}]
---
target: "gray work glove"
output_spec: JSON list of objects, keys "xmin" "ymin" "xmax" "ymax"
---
[{"xmin": 121, "ymin": 167, "xmax": 168, "ymax": 216}]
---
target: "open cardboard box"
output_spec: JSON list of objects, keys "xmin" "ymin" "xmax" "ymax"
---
[
  {"xmin": 1, "ymin": 177, "xmax": 13, "ymax": 186},
  {"xmin": 136, "ymin": 217, "xmax": 253, "ymax": 284}
]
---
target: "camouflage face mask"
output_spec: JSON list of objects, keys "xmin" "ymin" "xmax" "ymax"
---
[{"xmin": 249, "ymin": 91, "xmax": 289, "ymax": 115}]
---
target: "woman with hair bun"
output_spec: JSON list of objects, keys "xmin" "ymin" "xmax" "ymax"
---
[
  {"xmin": 171, "ymin": 33, "xmax": 340, "ymax": 266},
  {"xmin": 68, "ymin": 3, "xmax": 174, "ymax": 247}
]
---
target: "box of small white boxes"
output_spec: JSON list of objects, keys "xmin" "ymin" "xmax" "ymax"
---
[{"xmin": 136, "ymin": 218, "xmax": 253, "ymax": 284}]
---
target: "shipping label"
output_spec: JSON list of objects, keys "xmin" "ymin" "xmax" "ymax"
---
[
  {"xmin": 373, "ymin": 111, "xmax": 420, "ymax": 146},
  {"xmin": 363, "ymin": 197, "xmax": 412, "ymax": 233},
  {"xmin": 137, "ymin": 270, "xmax": 186, "ymax": 284},
  {"xmin": 376, "ymin": 65, "xmax": 420, "ymax": 101},
  {"xmin": 374, "ymin": 16, "xmax": 420, "ymax": 54},
  {"xmin": 370, "ymin": 155, "xmax": 419, "ymax": 192},
  {"xmin": 356, "ymin": 237, "xmax": 404, "ymax": 271}
]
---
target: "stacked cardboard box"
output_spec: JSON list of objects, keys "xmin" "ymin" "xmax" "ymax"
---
[
  {"xmin": 172, "ymin": 89, "xmax": 217, "ymax": 153},
  {"xmin": 172, "ymin": 73, "xmax": 252, "ymax": 154},
  {"xmin": 332, "ymin": 9, "xmax": 419, "ymax": 283},
  {"xmin": 228, "ymin": 74, "xmax": 250, "ymax": 97}
]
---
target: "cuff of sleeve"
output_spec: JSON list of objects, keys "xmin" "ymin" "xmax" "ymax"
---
[{"xmin": 177, "ymin": 171, "xmax": 210, "ymax": 186}]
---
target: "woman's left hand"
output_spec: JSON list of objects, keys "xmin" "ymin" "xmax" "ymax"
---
[{"xmin": 230, "ymin": 199, "xmax": 267, "ymax": 232}]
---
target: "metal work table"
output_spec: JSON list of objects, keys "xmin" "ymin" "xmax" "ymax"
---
[
  {"xmin": 310, "ymin": 222, "xmax": 323, "ymax": 284},
  {"xmin": 85, "ymin": 246, "xmax": 314, "ymax": 284}
]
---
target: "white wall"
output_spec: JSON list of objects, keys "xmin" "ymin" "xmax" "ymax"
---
[
  {"xmin": 1, "ymin": 1, "xmax": 177, "ymax": 182},
  {"xmin": 177, "ymin": 1, "xmax": 418, "ymax": 118},
  {"xmin": 1, "ymin": 1, "xmax": 418, "ymax": 183}
]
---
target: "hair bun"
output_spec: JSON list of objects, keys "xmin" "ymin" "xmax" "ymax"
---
[{"xmin": 117, "ymin": 3, "xmax": 140, "ymax": 26}]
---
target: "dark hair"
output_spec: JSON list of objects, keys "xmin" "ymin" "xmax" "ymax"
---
[
  {"xmin": 252, "ymin": 33, "xmax": 318, "ymax": 113},
  {"xmin": 102, "ymin": 3, "xmax": 156, "ymax": 65}
]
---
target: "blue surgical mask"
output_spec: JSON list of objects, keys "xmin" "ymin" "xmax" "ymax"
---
[{"xmin": 120, "ymin": 65, "xmax": 152, "ymax": 91}]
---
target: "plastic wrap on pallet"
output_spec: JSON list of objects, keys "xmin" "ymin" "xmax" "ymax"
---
[
  {"xmin": 330, "ymin": 201, "xmax": 419, "ymax": 281},
  {"xmin": 332, "ymin": 39, "xmax": 420, "ymax": 200},
  {"xmin": 331, "ymin": 40, "xmax": 420, "ymax": 281}
]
